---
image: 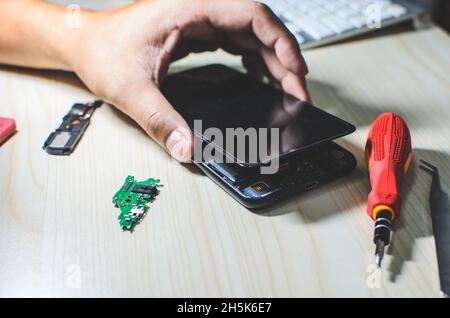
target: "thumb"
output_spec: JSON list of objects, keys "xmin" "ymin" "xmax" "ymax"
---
[{"xmin": 125, "ymin": 85, "xmax": 194, "ymax": 162}]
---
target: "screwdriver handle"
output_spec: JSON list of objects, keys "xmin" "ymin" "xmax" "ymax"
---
[{"xmin": 365, "ymin": 113, "xmax": 412, "ymax": 221}]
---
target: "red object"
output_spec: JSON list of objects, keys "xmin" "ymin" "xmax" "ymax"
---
[
  {"xmin": 365, "ymin": 113, "xmax": 412, "ymax": 220},
  {"xmin": 0, "ymin": 117, "xmax": 16, "ymax": 145}
]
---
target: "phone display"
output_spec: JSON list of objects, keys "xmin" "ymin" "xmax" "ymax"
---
[
  {"xmin": 161, "ymin": 64, "xmax": 355, "ymax": 165},
  {"xmin": 161, "ymin": 64, "xmax": 357, "ymax": 209}
]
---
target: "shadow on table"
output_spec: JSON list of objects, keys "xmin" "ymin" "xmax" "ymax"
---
[
  {"xmin": 0, "ymin": 130, "xmax": 18, "ymax": 147},
  {"xmin": 251, "ymin": 138, "xmax": 367, "ymax": 220},
  {"xmin": 307, "ymin": 79, "xmax": 382, "ymax": 128},
  {"xmin": 250, "ymin": 145, "xmax": 447, "ymax": 283},
  {"xmin": 387, "ymin": 148, "xmax": 449, "ymax": 282},
  {"xmin": 306, "ymin": 78, "xmax": 432, "ymax": 131},
  {"xmin": 254, "ymin": 164, "xmax": 367, "ymax": 220}
]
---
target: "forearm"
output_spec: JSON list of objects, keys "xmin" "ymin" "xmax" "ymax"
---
[{"xmin": 0, "ymin": 0, "xmax": 94, "ymax": 70}]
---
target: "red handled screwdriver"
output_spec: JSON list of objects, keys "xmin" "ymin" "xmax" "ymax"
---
[{"xmin": 365, "ymin": 113, "xmax": 412, "ymax": 267}]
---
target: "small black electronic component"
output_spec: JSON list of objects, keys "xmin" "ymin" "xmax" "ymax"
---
[{"xmin": 43, "ymin": 100, "xmax": 103, "ymax": 155}]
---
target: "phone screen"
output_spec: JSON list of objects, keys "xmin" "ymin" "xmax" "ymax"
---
[{"xmin": 161, "ymin": 64, "xmax": 355, "ymax": 165}]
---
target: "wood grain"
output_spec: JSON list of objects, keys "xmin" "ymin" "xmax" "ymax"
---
[{"xmin": 0, "ymin": 27, "xmax": 449, "ymax": 297}]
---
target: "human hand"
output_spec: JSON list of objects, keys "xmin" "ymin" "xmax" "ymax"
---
[{"xmin": 65, "ymin": 0, "xmax": 310, "ymax": 161}]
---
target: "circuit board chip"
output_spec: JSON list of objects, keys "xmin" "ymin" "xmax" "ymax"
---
[
  {"xmin": 112, "ymin": 176, "xmax": 161, "ymax": 231},
  {"xmin": 132, "ymin": 184, "xmax": 159, "ymax": 195}
]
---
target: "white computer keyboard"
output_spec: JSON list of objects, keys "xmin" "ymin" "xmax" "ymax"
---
[{"xmin": 259, "ymin": 0, "xmax": 424, "ymax": 49}]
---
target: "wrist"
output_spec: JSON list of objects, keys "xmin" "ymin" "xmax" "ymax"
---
[
  {"xmin": 0, "ymin": 0, "xmax": 100, "ymax": 71},
  {"xmin": 45, "ymin": 6, "xmax": 100, "ymax": 71}
]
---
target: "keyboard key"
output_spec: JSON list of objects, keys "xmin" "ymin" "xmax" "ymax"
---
[
  {"xmin": 285, "ymin": 22, "xmax": 301, "ymax": 34},
  {"xmin": 297, "ymin": 1, "xmax": 316, "ymax": 12},
  {"xmin": 350, "ymin": 16, "xmax": 368, "ymax": 28},
  {"xmin": 386, "ymin": 3, "xmax": 407, "ymax": 17},
  {"xmin": 324, "ymin": 2, "xmax": 344, "ymax": 12},
  {"xmin": 295, "ymin": 15, "xmax": 334, "ymax": 40},
  {"xmin": 321, "ymin": 16, "xmax": 354, "ymax": 34},
  {"xmin": 336, "ymin": 8, "xmax": 359, "ymax": 19},
  {"xmin": 309, "ymin": 8, "xmax": 329, "ymax": 19},
  {"xmin": 266, "ymin": 0, "xmax": 415, "ymax": 48},
  {"xmin": 282, "ymin": 10, "xmax": 302, "ymax": 22},
  {"xmin": 350, "ymin": 1, "xmax": 369, "ymax": 12}
]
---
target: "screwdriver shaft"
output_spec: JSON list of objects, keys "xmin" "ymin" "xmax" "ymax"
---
[{"xmin": 375, "ymin": 240, "xmax": 385, "ymax": 268}]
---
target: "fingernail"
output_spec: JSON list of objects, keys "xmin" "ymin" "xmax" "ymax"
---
[{"xmin": 166, "ymin": 128, "xmax": 192, "ymax": 162}]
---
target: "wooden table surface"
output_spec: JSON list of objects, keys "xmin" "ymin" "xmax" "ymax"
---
[{"xmin": 1, "ymin": 27, "xmax": 449, "ymax": 298}]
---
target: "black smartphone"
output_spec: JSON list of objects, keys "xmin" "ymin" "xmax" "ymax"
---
[
  {"xmin": 162, "ymin": 64, "xmax": 355, "ymax": 166},
  {"xmin": 161, "ymin": 64, "xmax": 357, "ymax": 208},
  {"xmin": 197, "ymin": 141, "xmax": 356, "ymax": 209}
]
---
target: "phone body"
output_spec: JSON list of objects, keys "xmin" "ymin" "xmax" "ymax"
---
[
  {"xmin": 161, "ymin": 64, "xmax": 357, "ymax": 209},
  {"xmin": 196, "ymin": 141, "xmax": 356, "ymax": 209}
]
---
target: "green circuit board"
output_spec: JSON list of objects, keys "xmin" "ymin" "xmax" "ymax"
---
[{"xmin": 112, "ymin": 176, "xmax": 161, "ymax": 231}]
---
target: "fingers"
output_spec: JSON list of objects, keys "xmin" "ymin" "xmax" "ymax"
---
[
  {"xmin": 202, "ymin": 0, "xmax": 308, "ymax": 76},
  {"xmin": 124, "ymin": 84, "xmax": 194, "ymax": 162},
  {"xmin": 260, "ymin": 47, "xmax": 311, "ymax": 102},
  {"xmin": 186, "ymin": 0, "xmax": 309, "ymax": 100},
  {"xmin": 251, "ymin": 3, "xmax": 308, "ymax": 77},
  {"xmin": 241, "ymin": 49, "xmax": 310, "ymax": 102}
]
